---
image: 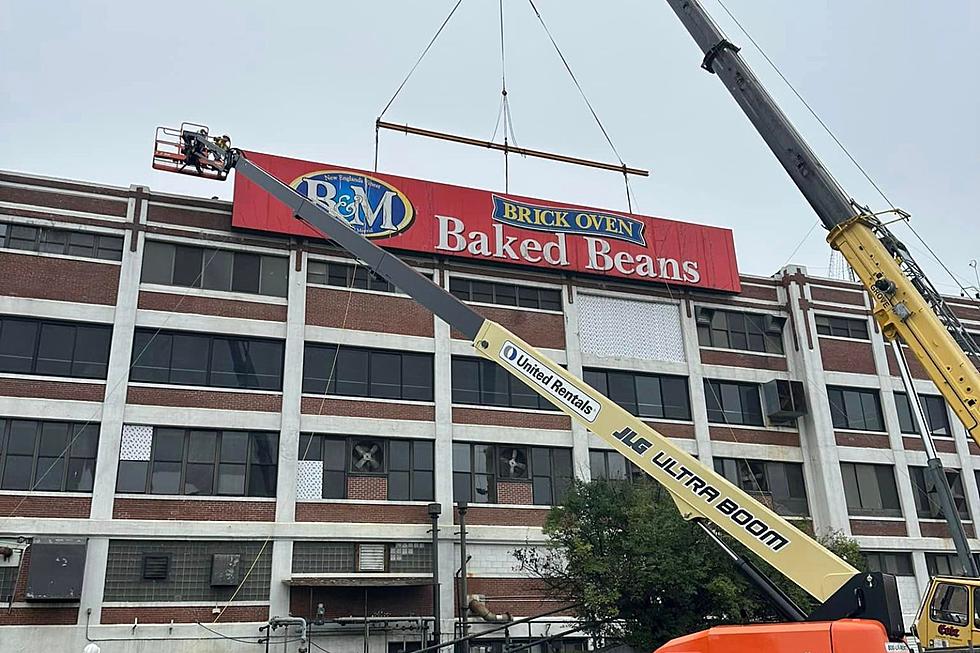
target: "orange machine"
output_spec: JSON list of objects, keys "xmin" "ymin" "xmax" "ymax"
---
[{"xmin": 655, "ymin": 621, "xmax": 896, "ymax": 653}]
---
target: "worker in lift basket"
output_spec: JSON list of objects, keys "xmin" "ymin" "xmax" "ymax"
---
[{"xmin": 180, "ymin": 129, "xmax": 228, "ymax": 174}]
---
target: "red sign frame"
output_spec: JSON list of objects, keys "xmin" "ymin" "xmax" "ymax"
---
[{"xmin": 231, "ymin": 151, "xmax": 740, "ymax": 293}]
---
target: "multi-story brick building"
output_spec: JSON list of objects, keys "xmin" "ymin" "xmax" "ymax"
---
[{"xmin": 0, "ymin": 164, "xmax": 978, "ymax": 652}]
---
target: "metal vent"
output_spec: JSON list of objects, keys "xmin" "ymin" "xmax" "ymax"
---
[
  {"xmin": 762, "ymin": 380, "xmax": 807, "ymax": 424},
  {"xmin": 210, "ymin": 553, "xmax": 242, "ymax": 587},
  {"xmin": 142, "ymin": 554, "xmax": 170, "ymax": 580},
  {"xmin": 357, "ymin": 544, "xmax": 386, "ymax": 572}
]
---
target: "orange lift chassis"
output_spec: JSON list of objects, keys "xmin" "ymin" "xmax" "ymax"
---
[{"xmin": 151, "ymin": 3, "xmax": 980, "ymax": 652}]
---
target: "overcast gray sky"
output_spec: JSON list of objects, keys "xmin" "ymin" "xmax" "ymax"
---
[{"xmin": 1, "ymin": 1, "xmax": 977, "ymax": 292}]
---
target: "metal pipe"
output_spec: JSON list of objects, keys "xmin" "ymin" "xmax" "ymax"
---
[
  {"xmin": 892, "ymin": 340, "xmax": 979, "ymax": 576},
  {"xmin": 458, "ymin": 502, "xmax": 470, "ymax": 653},
  {"xmin": 429, "ymin": 502, "xmax": 442, "ymax": 642},
  {"xmin": 268, "ymin": 617, "xmax": 308, "ymax": 653},
  {"xmin": 376, "ymin": 120, "xmax": 649, "ymax": 177}
]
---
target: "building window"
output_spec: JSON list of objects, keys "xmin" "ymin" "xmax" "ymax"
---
[
  {"xmin": 299, "ymin": 435, "xmax": 434, "ymax": 501},
  {"xmin": 141, "ymin": 241, "xmax": 288, "ymax": 297},
  {"xmin": 292, "ymin": 541, "xmax": 431, "ymax": 574},
  {"xmin": 307, "ymin": 260, "xmax": 397, "ymax": 293},
  {"xmin": 0, "ymin": 316, "xmax": 112, "ymax": 379},
  {"xmin": 925, "ymin": 553, "xmax": 980, "ymax": 578},
  {"xmin": 909, "ymin": 466, "xmax": 969, "ymax": 520},
  {"xmin": 451, "ymin": 357, "xmax": 556, "ymax": 411},
  {"xmin": 815, "ymin": 315, "xmax": 869, "ymax": 340},
  {"xmin": 713, "ymin": 458, "xmax": 809, "ymax": 516},
  {"xmin": 584, "ymin": 369, "xmax": 691, "ymax": 420},
  {"xmin": 863, "ymin": 551, "xmax": 914, "ymax": 576},
  {"xmin": 130, "ymin": 329, "xmax": 284, "ymax": 390},
  {"xmin": 840, "ymin": 462, "xmax": 902, "ymax": 517},
  {"xmin": 895, "ymin": 393, "xmax": 951, "ymax": 436},
  {"xmin": 303, "ymin": 344, "xmax": 434, "ymax": 401},
  {"xmin": 453, "ymin": 443, "xmax": 572, "ymax": 506},
  {"xmin": 449, "ymin": 277, "xmax": 562, "ymax": 311},
  {"xmin": 589, "ymin": 450, "xmax": 644, "ymax": 482},
  {"xmin": 0, "ymin": 418, "xmax": 98, "ymax": 492},
  {"xmin": 0, "ymin": 222, "xmax": 123, "ymax": 261},
  {"xmin": 116, "ymin": 428, "xmax": 277, "ymax": 497},
  {"xmin": 703, "ymin": 379, "xmax": 764, "ymax": 426},
  {"xmin": 827, "ymin": 387, "xmax": 885, "ymax": 431},
  {"xmin": 696, "ymin": 308, "xmax": 784, "ymax": 354}
]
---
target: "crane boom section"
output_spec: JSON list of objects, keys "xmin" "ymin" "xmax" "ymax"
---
[
  {"xmin": 220, "ymin": 145, "xmax": 858, "ymax": 603},
  {"xmin": 667, "ymin": 0, "xmax": 980, "ymax": 442}
]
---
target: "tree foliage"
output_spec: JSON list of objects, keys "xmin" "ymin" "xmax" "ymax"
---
[{"xmin": 514, "ymin": 479, "xmax": 865, "ymax": 650}]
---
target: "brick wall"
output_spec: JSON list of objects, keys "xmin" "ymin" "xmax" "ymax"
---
[
  {"xmin": 459, "ymin": 506, "xmax": 549, "ymax": 527},
  {"xmin": 819, "ymin": 337, "xmax": 876, "ymax": 374},
  {"xmin": 645, "ymin": 421, "xmax": 696, "ymax": 439},
  {"xmin": 835, "ymin": 431, "xmax": 890, "ymax": 449},
  {"xmin": 738, "ymin": 283, "xmax": 779, "ymax": 302},
  {"xmin": 452, "ymin": 407, "xmax": 570, "ymax": 430},
  {"xmin": 464, "ymin": 578, "xmax": 571, "ymax": 617},
  {"xmin": 127, "ymin": 386, "xmax": 283, "ymax": 412},
  {"xmin": 920, "ymin": 521, "xmax": 976, "ymax": 538},
  {"xmin": 0, "ymin": 377, "xmax": 105, "ymax": 402},
  {"xmin": 495, "ymin": 481, "xmax": 533, "ymax": 505},
  {"xmin": 0, "ymin": 184, "xmax": 127, "ymax": 216},
  {"xmin": 101, "ymin": 605, "xmax": 269, "ymax": 624},
  {"xmin": 699, "ymin": 348, "xmax": 788, "ymax": 371},
  {"xmin": 709, "ymin": 426, "xmax": 800, "ymax": 447},
  {"xmin": 301, "ymin": 396, "xmax": 434, "ymax": 421},
  {"xmin": 0, "ymin": 607, "xmax": 79, "ymax": 625},
  {"xmin": 146, "ymin": 203, "xmax": 233, "ymax": 230},
  {"xmin": 903, "ymin": 437, "xmax": 957, "ymax": 453},
  {"xmin": 289, "ymin": 585, "xmax": 432, "ymax": 619},
  {"xmin": 347, "ymin": 476, "xmax": 387, "ymax": 501},
  {"xmin": 0, "ymin": 494, "xmax": 91, "ymax": 518},
  {"xmin": 295, "ymin": 502, "xmax": 431, "ymax": 524},
  {"xmin": 453, "ymin": 306, "xmax": 566, "ymax": 350},
  {"xmin": 112, "ymin": 498, "xmax": 276, "ymax": 521},
  {"xmin": 138, "ymin": 291, "xmax": 287, "ymax": 322},
  {"xmin": 885, "ymin": 345, "xmax": 931, "ymax": 380},
  {"xmin": 0, "ymin": 251, "xmax": 120, "ymax": 304},
  {"xmin": 306, "ymin": 287, "xmax": 434, "ymax": 337},
  {"xmin": 810, "ymin": 286, "xmax": 866, "ymax": 306},
  {"xmin": 849, "ymin": 519, "xmax": 908, "ymax": 536}
]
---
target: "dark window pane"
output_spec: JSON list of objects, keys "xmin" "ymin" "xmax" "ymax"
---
[
  {"xmin": 33, "ymin": 457, "xmax": 65, "ymax": 491},
  {"xmin": 452, "ymin": 443, "xmax": 471, "ymax": 472},
  {"xmin": 8, "ymin": 420, "xmax": 38, "ymax": 455},
  {"xmin": 299, "ymin": 434, "xmax": 320, "ymax": 461},
  {"xmin": 371, "ymin": 352, "xmax": 402, "ymax": 399},
  {"xmin": 494, "ymin": 284, "xmax": 517, "ymax": 306},
  {"xmin": 153, "ymin": 428, "xmax": 185, "ymax": 462},
  {"xmin": 96, "ymin": 235, "xmax": 123, "ymax": 261},
  {"xmin": 448, "ymin": 278, "xmax": 469, "ymax": 300},
  {"xmin": 453, "ymin": 471, "xmax": 472, "ymax": 503},
  {"xmin": 452, "ymin": 359, "xmax": 481, "ymax": 405},
  {"xmin": 471, "ymin": 282, "xmax": 494, "ymax": 303},
  {"xmin": 247, "ymin": 464, "xmax": 277, "ymax": 497},
  {"xmin": 389, "ymin": 440, "xmax": 411, "ymax": 471},
  {"xmin": 246, "ymin": 340, "xmax": 283, "ymax": 390},
  {"xmin": 303, "ymin": 344, "xmax": 336, "ymax": 394},
  {"xmin": 259, "ymin": 256, "xmax": 288, "ymax": 297},
  {"xmin": 413, "ymin": 471, "xmax": 434, "ymax": 500},
  {"xmin": 250, "ymin": 433, "xmax": 278, "ymax": 464},
  {"xmin": 202, "ymin": 249, "xmax": 234, "ymax": 292},
  {"xmin": 217, "ymin": 463, "xmax": 246, "ymax": 495},
  {"xmin": 150, "ymin": 461, "xmax": 181, "ymax": 494},
  {"xmin": 38, "ymin": 422, "xmax": 69, "ymax": 456},
  {"xmin": 184, "ymin": 463, "xmax": 214, "ymax": 495},
  {"xmin": 220, "ymin": 432, "xmax": 249, "ymax": 463},
  {"xmin": 72, "ymin": 325, "xmax": 111, "ymax": 379},
  {"xmin": 517, "ymin": 287, "xmax": 538, "ymax": 308},
  {"xmin": 322, "ymin": 438, "xmax": 346, "ymax": 471},
  {"xmin": 474, "ymin": 474, "xmax": 494, "ymax": 503},
  {"xmin": 35, "ymin": 323, "xmax": 75, "ymax": 376},
  {"xmin": 402, "ymin": 354, "xmax": 433, "ymax": 401},
  {"xmin": 335, "ymin": 348, "xmax": 369, "ymax": 396},
  {"xmin": 413, "ymin": 441, "xmax": 434, "ymax": 471},
  {"xmin": 389, "ymin": 470, "xmax": 410, "ymax": 500},
  {"xmin": 209, "ymin": 338, "xmax": 250, "ymax": 388},
  {"xmin": 532, "ymin": 476, "xmax": 553, "ymax": 505},
  {"xmin": 0, "ymin": 318, "xmax": 39, "ymax": 373},
  {"xmin": 141, "ymin": 241, "xmax": 175, "ymax": 284},
  {"xmin": 187, "ymin": 431, "xmax": 217, "ymax": 463},
  {"xmin": 8, "ymin": 225, "xmax": 38, "ymax": 250},
  {"xmin": 117, "ymin": 460, "xmax": 148, "ymax": 493},
  {"xmin": 307, "ymin": 261, "xmax": 328, "ymax": 285},
  {"xmin": 231, "ymin": 252, "xmax": 261, "ymax": 293},
  {"xmin": 635, "ymin": 375, "xmax": 664, "ymax": 418},
  {"xmin": 66, "ymin": 232, "xmax": 96, "ymax": 258},
  {"xmin": 70, "ymin": 424, "xmax": 99, "ymax": 457},
  {"xmin": 1, "ymin": 455, "xmax": 33, "ymax": 489},
  {"xmin": 172, "ymin": 245, "xmax": 204, "ymax": 287},
  {"xmin": 539, "ymin": 289, "xmax": 562, "ymax": 311},
  {"xmin": 39, "ymin": 229, "xmax": 68, "ymax": 254},
  {"xmin": 322, "ymin": 470, "xmax": 346, "ymax": 498},
  {"xmin": 131, "ymin": 331, "xmax": 173, "ymax": 383}
]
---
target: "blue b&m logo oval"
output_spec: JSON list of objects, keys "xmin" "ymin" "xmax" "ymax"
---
[{"xmin": 291, "ymin": 170, "xmax": 414, "ymax": 239}]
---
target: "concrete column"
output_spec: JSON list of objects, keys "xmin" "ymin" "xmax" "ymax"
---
[
  {"xmin": 269, "ymin": 248, "xmax": 307, "ymax": 617},
  {"xmin": 780, "ymin": 266, "xmax": 850, "ymax": 535},
  {"xmin": 562, "ymin": 285, "xmax": 591, "ymax": 481},
  {"xmin": 678, "ymin": 294, "xmax": 712, "ymax": 463},
  {"xmin": 433, "ymin": 269, "xmax": 458, "ymax": 636},
  {"xmin": 78, "ymin": 186, "xmax": 147, "ymax": 624}
]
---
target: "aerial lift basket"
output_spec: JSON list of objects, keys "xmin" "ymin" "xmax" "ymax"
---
[{"xmin": 152, "ymin": 123, "xmax": 230, "ymax": 181}]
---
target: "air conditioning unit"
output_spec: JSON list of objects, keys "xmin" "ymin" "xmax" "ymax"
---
[
  {"xmin": 762, "ymin": 379, "xmax": 807, "ymax": 424},
  {"xmin": 695, "ymin": 307, "xmax": 714, "ymax": 326},
  {"xmin": 25, "ymin": 537, "xmax": 87, "ymax": 601},
  {"xmin": 763, "ymin": 315, "xmax": 786, "ymax": 335},
  {"xmin": 210, "ymin": 553, "xmax": 242, "ymax": 587}
]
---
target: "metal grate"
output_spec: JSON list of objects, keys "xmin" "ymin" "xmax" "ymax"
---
[
  {"xmin": 578, "ymin": 294, "xmax": 686, "ymax": 362},
  {"xmin": 358, "ymin": 544, "xmax": 386, "ymax": 572},
  {"xmin": 141, "ymin": 555, "xmax": 170, "ymax": 580}
]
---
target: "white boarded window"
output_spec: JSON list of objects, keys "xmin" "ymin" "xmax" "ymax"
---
[{"xmin": 579, "ymin": 294, "xmax": 685, "ymax": 362}]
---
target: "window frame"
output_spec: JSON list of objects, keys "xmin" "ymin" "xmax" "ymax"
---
[
  {"xmin": 703, "ymin": 379, "xmax": 765, "ymax": 426},
  {"xmin": 696, "ymin": 308, "xmax": 785, "ymax": 354},
  {"xmin": 840, "ymin": 462, "xmax": 903, "ymax": 518},
  {"xmin": 116, "ymin": 428, "xmax": 278, "ymax": 498},
  {"xmin": 130, "ymin": 328, "xmax": 284, "ymax": 391},
  {"xmin": 452, "ymin": 442, "xmax": 572, "ymax": 506},
  {"xmin": 451, "ymin": 356, "xmax": 557, "ymax": 411},
  {"xmin": 713, "ymin": 457, "xmax": 810, "ymax": 517},
  {"xmin": 307, "ymin": 259, "xmax": 399, "ymax": 294},
  {"xmin": 584, "ymin": 368, "xmax": 691, "ymax": 421},
  {"xmin": 0, "ymin": 221, "xmax": 123, "ymax": 262},
  {"xmin": 814, "ymin": 314, "xmax": 870, "ymax": 340},
  {"xmin": 0, "ymin": 315, "xmax": 112, "ymax": 380},
  {"xmin": 303, "ymin": 343, "xmax": 434, "ymax": 401},
  {"xmin": 909, "ymin": 466, "xmax": 969, "ymax": 520},
  {"xmin": 827, "ymin": 386, "xmax": 885, "ymax": 432},
  {"xmin": 589, "ymin": 449, "xmax": 644, "ymax": 482},
  {"xmin": 863, "ymin": 551, "xmax": 914, "ymax": 576},
  {"xmin": 0, "ymin": 418, "xmax": 99, "ymax": 492},
  {"xmin": 448, "ymin": 277, "xmax": 562, "ymax": 312},
  {"xmin": 895, "ymin": 393, "xmax": 952, "ymax": 437},
  {"xmin": 141, "ymin": 240, "xmax": 289, "ymax": 298}
]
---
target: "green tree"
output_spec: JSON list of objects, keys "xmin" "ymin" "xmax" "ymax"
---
[{"xmin": 514, "ymin": 479, "xmax": 865, "ymax": 650}]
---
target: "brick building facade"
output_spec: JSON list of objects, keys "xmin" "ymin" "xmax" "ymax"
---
[{"xmin": 0, "ymin": 168, "xmax": 979, "ymax": 651}]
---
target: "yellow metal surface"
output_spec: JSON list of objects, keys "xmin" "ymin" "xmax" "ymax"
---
[
  {"xmin": 916, "ymin": 577, "xmax": 979, "ymax": 651},
  {"xmin": 471, "ymin": 320, "xmax": 857, "ymax": 602},
  {"xmin": 828, "ymin": 218, "xmax": 980, "ymax": 442}
]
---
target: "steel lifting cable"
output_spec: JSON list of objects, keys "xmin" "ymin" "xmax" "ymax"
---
[
  {"xmin": 375, "ymin": 0, "xmax": 466, "ymax": 171},
  {"xmin": 525, "ymin": 0, "xmax": 633, "ymax": 212}
]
